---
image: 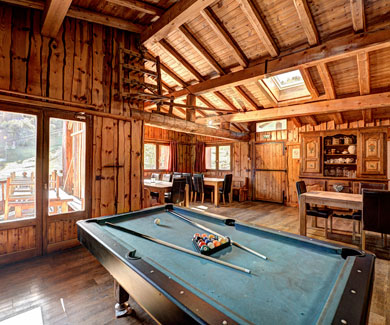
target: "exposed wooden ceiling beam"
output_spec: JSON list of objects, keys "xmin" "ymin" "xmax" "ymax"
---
[
  {"xmin": 41, "ymin": 0, "xmax": 72, "ymax": 38},
  {"xmin": 291, "ymin": 117, "xmax": 302, "ymax": 128},
  {"xmin": 234, "ymin": 86, "xmax": 259, "ymax": 110},
  {"xmin": 201, "ymin": 7, "xmax": 248, "ymax": 67},
  {"xmin": 333, "ymin": 113, "xmax": 344, "ymax": 125},
  {"xmin": 0, "ymin": 0, "xmax": 143, "ymax": 33},
  {"xmin": 167, "ymin": 28, "xmax": 390, "ymax": 97},
  {"xmin": 299, "ymin": 68, "xmax": 319, "ymax": 99},
  {"xmin": 105, "ymin": 0, "xmax": 164, "ymax": 16},
  {"xmin": 237, "ymin": 0, "xmax": 279, "ymax": 57},
  {"xmin": 159, "ymin": 39, "xmax": 205, "ymax": 81},
  {"xmin": 306, "ymin": 115, "xmax": 318, "ymax": 126},
  {"xmin": 195, "ymin": 92, "xmax": 390, "ymax": 124},
  {"xmin": 350, "ymin": 0, "xmax": 365, "ymax": 32},
  {"xmin": 362, "ymin": 108, "xmax": 373, "ymax": 123},
  {"xmin": 178, "ymin": 24, "xmax": 225, "ymax": 75},
  {"xmin": 317, "ymin": 63, "xmax": 336, "ymax": 99},
  {"xmin": 293, "ymin": 0, "xmax": 319, "ymax": 46},
  {"xmin": 213, "ymin": 91, "xmax": 239, "ymax": 111},
  {"xmin": 357, "ymin": 52, "xmax": 370, "ymax": 95},
  {"xmin": 256, "ymin": 80, "xmax": 278, "ymax": 107},
  {"xmin": 141, "ymin": 0, "xmax": 216, "ymax": 45}
]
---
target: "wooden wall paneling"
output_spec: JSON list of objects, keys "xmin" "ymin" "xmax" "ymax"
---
[
  {"xmin": 102, "ymin": 26, "xmax": 113, "ymax": 112},
  {"xmin": 92, "ymin": 24, "xmax": 104, "ymax": 111},
  {"xmin": 117, "ymin": 120, "xmax": 125, "ymax": 213},
  {"xmin": 0, "ymin": 230, "xmax": 7, "ymax": 254},
  {"xmin": 27, "ymin": 10, "xmax": 42, "ymax": 95},
  {"xmin": 63, "ymin": 17, "xmax": 76, "ymax": 102},
  {"xmin": 286, "ymin": 144, "xmax": 300, "ymax": 206},
  {"xmin": 130, "ymin": 119, "xmax": 143, "ymax": 211},
  {"xmin": 0, "ymin": 5, "xmax": 12, "ymax": 89},
  {"xmin": 48, "ymin": 25, "xmax": 65, "ymax": 99},
  {"xmin": 11, "ymin": 7, "xmax": 30, "ymax": 93}
]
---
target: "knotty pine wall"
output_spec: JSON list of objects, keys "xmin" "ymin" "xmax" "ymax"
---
[{"xmin": 0, "ymin": 4, "xmax": 143, "ymax": 260}]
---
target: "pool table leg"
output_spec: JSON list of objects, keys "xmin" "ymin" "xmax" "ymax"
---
[{"xmin": 114, "ymin": 280, "xmax": 133, "ymax": 318}]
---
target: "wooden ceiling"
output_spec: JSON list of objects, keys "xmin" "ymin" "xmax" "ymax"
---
[{"xmin": 2, "ymin": 0, "xmax": 390, "ymax": 130}]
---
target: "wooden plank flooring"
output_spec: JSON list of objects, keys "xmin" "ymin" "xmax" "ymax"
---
[{"xmin": 0, "ymin": 201, "xmax": 388, "ymax": 324}]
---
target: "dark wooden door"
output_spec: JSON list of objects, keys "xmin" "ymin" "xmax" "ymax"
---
[{"xmin": 254, "ymin": 142, "xmax": 286, "ymax": 203}]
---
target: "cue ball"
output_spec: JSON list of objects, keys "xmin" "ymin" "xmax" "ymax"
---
[{"xmin": 154, "ymin": 218, "xmax": 161, "ymax": 225}]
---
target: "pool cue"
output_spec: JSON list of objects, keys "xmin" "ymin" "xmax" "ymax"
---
[
  {"xmin": 104, "ymin": 222, "xmax": 251, "ymax": 274},
  {"xmin": 167, "ymin": 210, "xmax": 268, "ymax": 261}
]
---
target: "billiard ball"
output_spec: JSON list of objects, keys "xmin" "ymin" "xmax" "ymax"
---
[
  {"xmin": 208, "ymin": 234, "xmax": 215, "ymax": 239},
  {"xmin": 213, "ymin": 240, "xmax": 220, "ymax": 247},
  {"xmin": 154, "ymin": 218, "xmax": 160, "ymax": 225},
  {"xmin": 219, "ymin": 237, "xmax": 228, "ymax": 244},
  {"xmin": 198, "ymin": 241, "xmax": 206, "ymax": 248},
  {"xmin": 201, "ymin": 245, "xmax": 209, "ymax": 253},
  {"xmin": 194, "ymin": 233, "xmax": 200, "ymax": 238},
  {"xmin": 207, "ymin": 242, "xmax": 215, "ymax": 249},
  {"xmin": 201, "ymin": 233, "xmax": 207, "ymax": 238}
]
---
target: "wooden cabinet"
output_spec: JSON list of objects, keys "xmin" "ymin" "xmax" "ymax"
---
[
  {"xmin": 301, "ymin": 136, "xmax": 321, "ymax": 175},
  {"xmin": 359, "ymin": 131, "xmax": 387, "ymax": 176}
]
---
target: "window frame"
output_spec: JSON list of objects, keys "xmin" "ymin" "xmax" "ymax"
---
[
  {"xmin": 205, "ymin": 143, "xmax": 233, "ymax": 172},
  {"xmin": 144, "ymin": 141, "xmax": 170, "ymax": 171}
]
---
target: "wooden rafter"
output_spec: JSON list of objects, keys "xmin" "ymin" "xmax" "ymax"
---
[
  {"xmin": 362, "ymin": 108, "xmax": 373, "ymax": 123},
  {"xmin": 234, "ymin": 86, "xmax": 259, "ymax": 110},
  {"xmin": 0, "ymin": 0, "xmax": 143, "ymax": 33},
  {"xmin": 167, "ymin": 28, "xmax": 390, "ymax": 97},
  {"xmin": 213, "ymin": 92, "xmax": 239, "ymax": 111},
  {"xmin": 299, "ymin": 68, "xmax": 319, "ymax": 99},
  {"xmin": 236, "ymin": 0, "xmax": 279, "ymax": 57},
  {"xmin": 141, "ymin": 0, "xmax": 216, "ymax": 45},
  {"xmin": 291, "ymin": 117, "xmax": 302, "ymax": 128},
  {"xmin": 350, "ymin": 0, "xmax": 365, "ymax": 32},
  {"xmin": 195, "ymin": 92, "xmax": 390, "ymax": 124},
  {"xmin": 201, "ymin": 7, "xmax": 248, "ymax": 67},
  {"xmin": 178, "ymin": 25, "xmax": 225, "ymax": 75},
  {"xmin": 332, "ymin": 113, "xmax": 344, "ymax": 125},
  {"xmin": 306, "ymin": 115, "xmax": 318, "ymax": 126},
  {"xmin": 256, "ymin": 80, "xmax": 278, "ymax": 107},
  {"xmin": 317, "ymin": 63, "xmax": 336, "ymax": 99},
  {"xmin": 41, "ymin": 0, "xmax": 72, "ymax": 38},
  {"xmin": 159, "ymin": 39, "xmax": 205, "ymax": 81},
  {"xmin": 293, "ymin": 0, "xmax": 319, "ymax": 46},
  {"xmin": 105, "ymin": 0, "xmax": 164, "ymax": 16},
  {"xmin": 357, "ymin": 52, "xmax": 370, "ymax": 95}
]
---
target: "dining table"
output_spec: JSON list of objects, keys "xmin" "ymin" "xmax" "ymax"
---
[
  {"xmin": 203, "ymin": 177, "xmax": 231, "ymax": 207},
  {"xmin": 299, "ymin": 191, "xmax": 363, "ymax": 236},
  {"xmin": 144, "ymin": 179, "xmax": 189, "ymax": 207}
]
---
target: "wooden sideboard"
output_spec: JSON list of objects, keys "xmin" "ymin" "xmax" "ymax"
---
[{"xmin": 300, "ymin": 127, "xmax": 388, "ymax": 181}]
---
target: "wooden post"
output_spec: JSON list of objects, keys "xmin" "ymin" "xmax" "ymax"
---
[
  {"xmin": 185, "ymin": 94, "xmax": 196, "ymax": 122},
  {"xmin": 220, "ymin": 122, "xmax": 231, "ymax": 130},
  {"xmin": 299, "ymin": 194, "xmax": 307, "ymax": 236},
  {"xmin": 169, "ymin": 96, "xmax": 174, "ymax": 116},
  {"xmin": 156, "ymin": 56, "xmax": 162, "ymax": 112}
]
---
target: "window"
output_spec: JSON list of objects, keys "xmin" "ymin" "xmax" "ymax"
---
[
  {"xmin": 205, "ymin": 144, "xmax": 232, "ymax": 171},
  {"xmin": 144, "ymin": 143, "xmax": 170, "ymax": 170},
  {"xmin": 256, "ymin": 119, "xmax": 287, "ymax": 132},
  {"xmin": 272, "ymin": 70, "xmax": 304, "ymax": 90}
]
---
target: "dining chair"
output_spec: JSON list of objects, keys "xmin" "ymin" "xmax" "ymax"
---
[
  {"xmin": 182, "ymin": 173, "xmax": 194, "ymax": 202},
  {"xmin": 219, "ymin": 174, "xmax": 233, "ymax": 205},
  {"xmin": 193, "ymin": 174, "xmax": 205, "ymax": 203},
  {"xmin": 162, "ymin": 173, "xmax": 172, "ymax": 182},
  {"xmin": 361, "ymin": 189, "xmax": 390, "ymax": 250},
  {"xmin": 296, "ymin": 181, "xmax": 333, "ymax": 238},
  {"xmin": 151, "ymin": 173, "xmax": 160, "ymax": 180},
  {"xmin": 173, "ymin": 172, "xmax": 182, "ymax": 179},
  {"xmin": 164, "ymin": 177, "xmax": 186, "ymax": 205}
]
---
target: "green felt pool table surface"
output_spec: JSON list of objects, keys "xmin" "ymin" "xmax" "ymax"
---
[{"xmin": 77, "ymin": 205, "xmax": 375, "ymax": 325}]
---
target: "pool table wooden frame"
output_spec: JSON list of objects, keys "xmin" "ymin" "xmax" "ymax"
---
[{"xmin": 77, "ymin": 205, "xmax": 375, "ymax": 325}]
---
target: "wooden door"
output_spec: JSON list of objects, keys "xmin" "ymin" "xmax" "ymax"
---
[
  {"xmin": 254, "ymin": 142, "xmax": 286, "ymax": 203},
  {"xmin": 301, "ymin": 135, "xmax": 322, "ymax": 175},
  {"xmin": 42, "ymin": 111, "xmax": 92, "ymax": 254},
  {"xmin": 359, "ymin": 131, "xmax": 386, "ymax": 176},
  {"xmin": 0, "ymin": 108, "xmax": 43, "ymax": 265}
]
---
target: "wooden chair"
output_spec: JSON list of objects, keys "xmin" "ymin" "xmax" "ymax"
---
[
  {"xmin": 361, "ymin": 189, "xmax": 390, "ymax": 250},
  {"xmin": 151, "ymin": 173, "xmax": 160, "ymax": 180},
  {"xmin": 193, "ymin": 174, "xmax": 205, "ymax": 203},
  {"xmin": 172, "ymin": 172, "xmax": 182, "ymax": 179},
  {"xmin": 232, "ymin": 177, "xmax": 249, "ymax": 202},
  {"xmin": 218, "ymin": 174, "xmax": 233, "ymax": 205},
  {"xmin": 182, "ymin": 173, "xmax": 194, "ymax": 202},
  {"xmin": 164, "ymin": 177, "xmax": 186, "ymax": 206},
  {"xmin": 296, "ymin": 181, "xmax": 333, "ymax": 238}
]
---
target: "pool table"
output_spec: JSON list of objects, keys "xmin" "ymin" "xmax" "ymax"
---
[{"xmin": 77, "ymin": 205, "xmax": 375, "ymax": 325}]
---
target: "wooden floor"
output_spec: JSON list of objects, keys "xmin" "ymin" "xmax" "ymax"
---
[{"xmin": 0, "ymin": 201, "xmax": 388, "ymax": 324}]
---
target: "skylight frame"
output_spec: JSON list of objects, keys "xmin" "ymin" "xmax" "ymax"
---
[{"xmin": 272, "ymin": 70, "xmax": 305, "ymax": 91}]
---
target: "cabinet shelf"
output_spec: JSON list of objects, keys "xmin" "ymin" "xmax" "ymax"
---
[
  {"xmin": 325, "ymin": 153, "xmax": 356, "ymax": 156},
  {"xmin": 324, "ymin": 144, "xmax": 356, "ymax": 147},
  {"xmin": 324, "ymin": 163, "xmax": 357, "ymax": 166}
]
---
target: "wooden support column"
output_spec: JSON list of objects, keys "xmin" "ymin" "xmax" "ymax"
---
[
  {"xmin": 317, "ymin": 63, "xmax": 336, "ymax": 99},
  {"xmin": 41, "ymin": 0, "xmax": 73, "ymax": 38},
  {"xmin": 186, "ymin": 94, "xmax": 196, "ymax": 122}
]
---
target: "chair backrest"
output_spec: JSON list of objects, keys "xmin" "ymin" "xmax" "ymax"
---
[
  {"xmin": 151, "ymin": 173, "xmax": 160, "ymax": 180},
  {"xmin": 162, "ymin": 173, "xmax": 172, "ymax": 182},
  {"xmin": 171, "ymin": 177, "xmax": 187, "ymax": 204},
  {"xmin": 173, "ymin": 172, "xmax": 182, "ymax": 179},
  {"xmin": 296, "ymin": 181, "xmax": 311, "ymax": 211},
  {"xmin": 359, "ymin": 182, "xmax": 386, "ymax": 194},
  {"xmin": 222, "ymin": 174, "xmax": 233, "ymax": 195},
  {"xmin": 193, "ymin": 174, "xmax": 204, "ymax": 193},
  {"xmin": 182, "ymin": 173, "xmax": 193, "ymax": 192},
  {"xmin": 362, "ymin": 189, "xmax": 390, "ymax": 235}
]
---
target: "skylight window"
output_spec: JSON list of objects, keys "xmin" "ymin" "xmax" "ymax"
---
[{"xmin": 272, "ymin": 70, "xmax": 304, "ymax": 90}]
